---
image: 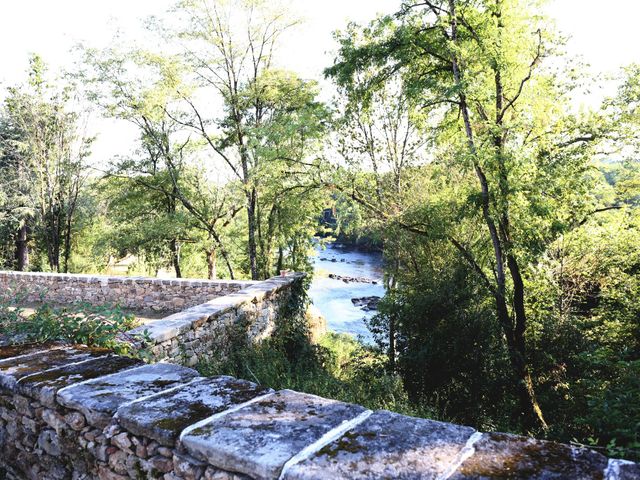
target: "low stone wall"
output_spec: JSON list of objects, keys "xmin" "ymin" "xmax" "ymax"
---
[
  {"xmin": 0, "ymin": 271, "xmax": 256, "ymax": 312},
  {"xmin": 0, "ymin": 345, "xmax": 637, "ymax": 480},
  {"xmin": 128, "ymin": 273, "xmax": 307, "ymax": 365}
]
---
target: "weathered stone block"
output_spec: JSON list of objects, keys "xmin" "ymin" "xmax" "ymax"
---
[
  {"xmin": 284, "ymin": 410, "xmax": 476, "ymax": 480},
  {"xmin": 181, "ymin": 389, "xmax": 367, "ymax": 480},
  {"xmin": 117, "ymin": 376, "xmax": 271, "ymax": 446},
  {"xmin": 16, "ymin": 355, "xmax": 142, "ymax": 407},
  {"xmin": 448, "ymin": 432, "xmax": 608, "ymax": 479},
  {"xmin": 0, "ymin": 347, "xmax": 111, "ymax": 390},
  {"xmin": 57, "ymin": 363, "xmax": 200, "ymax": 427}
]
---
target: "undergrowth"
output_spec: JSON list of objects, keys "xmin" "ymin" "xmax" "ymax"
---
[
  {"xmin": 0, "ymin": 287, "xmax": 141, "ymax": 355},
  {"xmin": 196, "ymin": 282, "xmax": 434, "ymax": 418}
]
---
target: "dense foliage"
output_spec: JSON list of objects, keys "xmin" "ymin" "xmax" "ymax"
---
[
  {"xmin": 324, "ymin": 0, "xmax": 640, "ymax": 459},
  {"xmin": 0, "ymin": 0, "xmax": 638, "ymax": 461},
  {"xmin": 0, "ymin": 289, "xmax": 140, "ymax": 355}
]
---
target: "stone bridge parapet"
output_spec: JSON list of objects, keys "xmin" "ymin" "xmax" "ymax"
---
[
  {"xmin": 0, "ymin": 345, "xmax": 638, "ymax": 480},
  {"xmin": 0, "ymin": 271, "xmax": 257, "ymax": 313}
]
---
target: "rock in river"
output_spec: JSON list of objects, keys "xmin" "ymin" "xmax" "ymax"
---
[
  {"xmin": 328, "ymin": 273, "xmax": 378, "ymax": 284},
  {"xmin": 351, "ymin": 296, "xmax": 381, "ymax": 311}
]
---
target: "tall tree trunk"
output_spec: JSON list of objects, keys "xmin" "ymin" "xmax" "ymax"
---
[
  {"xmin": 507, "ymin": 254, "xmax": 548, "ymax": 431},
  {"xmin": 49, "ymin": 216, "xmax": 61, "ymax": 273},
  {"xmin": 446, "ymin": 0, "xmax": 546, "ymax": 432},
  {"xmin": 63, "ymin": 213, "xmax": 73, "ymax": 273},
  {"xmin": 206, "ymin": 246, "xmax": 217, "ymax": 280},
  {"xmin": 15, "ymin": 224, "xmax": 29, "ymax": 271},
  {"xmin": 208, "ymin": 229, "xmax": 235, "ymax": 280},
  {"xmin": 276, "ymin": 246, "xmax": 284, "ymax": 274},
  {"xmin": 171, "ymin": 238, "xmax": 182, "ymax": 278},
  {"xmin": 247, "ymin": 188, "xmax": 259, "ymax": 280},
  {"xmin": 387, "ymin": 257, "xmax": 399, "ymax": 371}
]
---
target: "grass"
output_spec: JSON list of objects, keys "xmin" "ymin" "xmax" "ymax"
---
[{"xmin": 197, "ymin": 330, "xmax": 434, "ymax": 418}]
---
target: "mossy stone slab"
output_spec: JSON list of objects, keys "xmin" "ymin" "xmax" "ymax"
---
[
  {"xmin": 0, "ymin": 343, "xmax": 59, "ymax": 360},
  {"xmin": 116, "ymin": 375, "xmax": 272, "ymax": 446},
  {"xmin": 284, "ymin": 410, "xmax": 476, "ymax": 480},
  {"xmin": 449, "ymin": 432, "xmax": 608, "ymax": 479},
  {"xmin": 181, "ymin": 389, "xmax": 367, "ymax": 480},
  {"xmin": 57, "ymin": 362, "xmax": 200, "ymax": 428},
  {"xmin": 16, "ymin": 355, "xmax": 143, "ymax": 407},
  {"xmin": 0, "ymin": 346, "xmax": 111, "ymax": 390}
]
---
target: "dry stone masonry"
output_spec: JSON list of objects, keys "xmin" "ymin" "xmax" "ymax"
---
[
  {"xmin": 0, "ymin": 271, "xmax": 636, "ymax": 479},
  {"xmin": 0, "ymin": 271, "xmax": 255, "ymax": 312},
  {"xmin": 0, "ymin": 345, "xmax": 638, "ymax": 480},
  {"xmin": 0, "ymin": 270, "xmax": 311, "ymax": 367},
  {"xmin": 127, "ymin": 273, "xmax": 308, "ymax": 365}
]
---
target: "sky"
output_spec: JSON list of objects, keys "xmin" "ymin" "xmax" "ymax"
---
[{"xmin": 1, "ymin": 0, "xmax": 639, "ymax": 165}]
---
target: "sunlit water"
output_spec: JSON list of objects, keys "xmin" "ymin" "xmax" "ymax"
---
[{"xmin": 308, "ymin": 242, "xmax": 385, "ymax": 344}]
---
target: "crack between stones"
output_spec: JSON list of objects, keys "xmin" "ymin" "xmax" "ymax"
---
[
  {"xmin": 277, "ymin": 409, "xmax": 374, "ymax": 480},
  {"xmin": 437, "ymin": 431, "xmax": 484, "ymax": 480}
]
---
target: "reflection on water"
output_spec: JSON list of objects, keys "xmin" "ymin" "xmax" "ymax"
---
[{"xmin": 308, "ymin": 242, "xmax": 385, "ymax": 343}]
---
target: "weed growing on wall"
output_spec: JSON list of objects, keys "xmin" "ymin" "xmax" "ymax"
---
[{"xmin": 0, "ymin": 286, "xmax": 143, "ymax": 355}]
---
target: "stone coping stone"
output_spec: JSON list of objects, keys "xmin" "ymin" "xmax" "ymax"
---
[
  {"xmin": 128, "ymin": 273, "xmax": 305, "ymax": 344},
  {"xmin": 448, "ymin": 431, "xmax": 608, "ymax": 479},
  {"xmin": 57, "ymin": 362, "xmax": 200, "ymax": 428},
  {"xmin": 116, "ymin": 376, "xmax": 273, "ymax": 446},
  {"xmin": 0, "ymin": 343, "xmax": 60, "ymax": 360},
  {"xmin": 0, "ymin": 346, "xmax": 111, "ymax": 390},
  {"xmin": 181, "ymin": 389, "xmax": 367, "ymax": 480},
  {"xmin": 284, "ymin": 410, "xmax": 476, "ymax": 480},
  {"xmin": 130, "ymin": 317, "xmax": 200, "ymax": 343},
  {"xmin": 16, "ymin": 355, "xmax": 143, "ymax": 407},
  {"xmin": 0, "ymin": 269, "xmax": 258, "ymax": 286}
]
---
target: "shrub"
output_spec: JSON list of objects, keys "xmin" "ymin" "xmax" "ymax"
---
[{"xmin": 0, "ymin": 287, "xmax": 142, "ymax": 355}]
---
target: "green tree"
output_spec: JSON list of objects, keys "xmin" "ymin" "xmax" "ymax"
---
[
  {"xmin": 80, "ymin": 47, "xmax": 242, "ymax": 278},
  {"xmin": 1, "ymin": 55, "xmax": 92, "ymax": 272},
  {"xmin": 170, "ymin": 0, "xmax": 329, "ymax": 279},
  {"xmin": 326, "ymin": 0, "xmax": 617, "ymax": 431}
]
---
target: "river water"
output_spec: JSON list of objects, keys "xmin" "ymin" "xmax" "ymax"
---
[{"xmin": 308, "ymin": 242, "xmax": 385, "ymax": 343}]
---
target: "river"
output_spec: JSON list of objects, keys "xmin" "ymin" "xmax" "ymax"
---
[{"xmin": 308, "ymin": 242, "xmax": 385, "ymax": 343}]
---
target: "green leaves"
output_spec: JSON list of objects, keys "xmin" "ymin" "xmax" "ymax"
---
[{"xmin": 0, "ymin": 290, "xmax": 140, "ymax": 356}]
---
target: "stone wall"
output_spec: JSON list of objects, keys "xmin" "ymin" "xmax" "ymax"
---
[
  {"xmin": 0, "ymin": 270, "xmax": 310, "ymax": 366},
  {"xmin": 127, "ymin": 273, "xmax": 307, "ymax": 365},
  {"xmin": 0, "ymin": 345, "xmax": 637, "ymax": 480},
  {"xmin": 0, "ymin": 271, "xmax": 256, "ymax": 313}
]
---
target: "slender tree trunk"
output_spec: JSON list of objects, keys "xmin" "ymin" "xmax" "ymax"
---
[
  {"xmin": 387, "ymin": 257, "xmax": 399, "ymax": 371},
  {"xmin": 15, "ymin": 224, "xmax": 29, "ymax": 271},
  {"xmin": 208, "ymin": 229, "xmax": 235, "ymax": 280},
  {"xmin": 247, "ymin": 188, "xmax": 259, "ymax": 280},
  {"xmin": 446, "ymin": 0, "xmax": 546, "ymax": 431},
  {"xmin": 63, "ymin": 212, "xmax": 73, "ymax": 273},
  {"xmin": 171, "ymin": 239, "xmax": 182, "ymax": 278},
  {"xmin": 261, "ymin": 205, "xmax": 277, "ymax": 278},
  {"xmin": 276, "ymin": 246, "xmax": 284, "ymax": 274},
  {"xmin": 206, "ymin": 246, "xmax": 217, "ymax": 280},
  {"xmin": 50, "ymin": 215, "xmax": 61, "ymax": 273},
  {"xmin": 507, "ymin": 254, "xmax": 548, "ymax": 431}
]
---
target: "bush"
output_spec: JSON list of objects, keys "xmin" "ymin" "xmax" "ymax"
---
[
  {"xmin": 0, "ymin": 287, "xmax": 141, "ymax": 355},
  {"xmin": 197, "ymin": 326, "xmax": 422, "ymax": 416}
]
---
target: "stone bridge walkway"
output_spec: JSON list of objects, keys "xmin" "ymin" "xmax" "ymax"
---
[{"xmin": 0, "ymin": 345, "xmax": 638, "ymax": 479}]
